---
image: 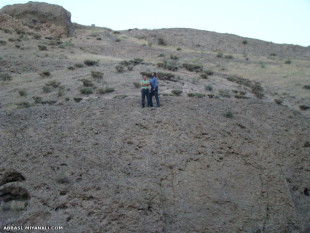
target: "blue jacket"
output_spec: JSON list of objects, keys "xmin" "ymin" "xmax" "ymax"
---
[{"xmin": 150, "ymin": 76, "xmax": 158, "ymax": 90}]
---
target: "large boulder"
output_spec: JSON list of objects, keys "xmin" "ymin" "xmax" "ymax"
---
[{"xmin": 0, "ymin": 1, "xmax": 74, "ymax": 37}]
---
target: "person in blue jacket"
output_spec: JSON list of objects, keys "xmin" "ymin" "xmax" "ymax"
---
[{"xmin": 149, "ymin": 72, "xmax": 160, "ymax": 107}]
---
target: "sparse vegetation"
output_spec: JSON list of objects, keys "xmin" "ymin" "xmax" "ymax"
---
[
  {"xmin": 133, "ymin": 82, "xmax": 140, "ymax": 88},
  {"xmin": 80, "ymin": 87, "xmax": 93, "ymax": 95},
  {"xmin": 218, "ymin": 89, "xmax": 231, "ymax": 98},
  {"xmin": 158, "ymin": 53, "xmax": 165, "ymax": 57},
  {"xmin": 223, "ymin": 111, "xmax": 234, "ymax": 118},
  {"xmin": 204, "ymin": 85, "xmax": 213, "ymax": 91},
  {"xmin": 274, "ymin": 99, "xmax": 283, "ymax": 105},
  {"xmin": 224, "ymin": 55, "xmax": 234, "ymax": 59},
  {"xmin": 38, "ymin": 45, "xmax": 47, "ymax": 51},
  {"xmin": 0, "ymin": 40, "xmax": 7, "ymax": 45},
  {"xmin": 16, "ymin": 101, "xmax": 31, "ymax": 108},
  {"xmin": 97, "ymin": 87, "xmax": 115, "ymax": 94},
  {"xmin": 84, "ymin": 59, "xmax": 98, "ymax": 66},
  {"xmin": 285, "ymin": 60, "xmax": 291, "ymax": 64},
  {"xmin": 299, "ymin": 105, "xmax": 310, "ymax": 110},
  {"xmin": 187, "ymin": 93, "xmax": 205, "ymax": 98},
  {"xmin": 42, "ymin": 81, "xmax": 62, "ymax": 93},
  {"xmin": 18, "ymin": 89, "xmax": 27, "ymax": 97},
  {"xmin": 74, "ymin": 63, "xmax": 84, "ymax": 68},
  {"xmin": 91, "ymin": 71, "xmax": 103, "ymax": 79},
  {"xmin": 39, "ymin": 71, "xmax": 51, "ymax": 78},
  {"xmin": 182, "ymin": 63, "xmax": 203, "ymax": 72},
  {"xmin": 67, "ymin": 66, "xmax": 75, "ymax": 70},
  {"xmin": 171, "ymin": 90, "xmax": 183, "ymax": 96},
  {"xmin": 158, "ymin": 38, "xmax": 167, "ymax": 46},
  {"xmin": 0, "ymin": 73, "xmax": 12, "ymax": 81},
  {"xmin": 81, "ymin": 79, "xmax": 93, "ymax": 87},
  {"xmin": 157, "ymin": 60, "xmax": 178, "ymax": 71},
  {"xmin": 303, "ymin": 85, "xmax": 310, "ymax": 90},
  {"xmin": 115, "ymin": 65, "xmax": 125, "ymax": 73},
  {"xmin": 259, "ymin": 61, "xmax": 266, "ymax": 68},
  {"xmin": 251, "ymin": 83, "xmax": 264, "ymax": 99},
  {"xmin": 33, "ymin": 96, "xmax": 42, "ymax": 104},
  {"xmin": 170, "ymin": 55, "xmax": 178, "ymax": 60},
  {"xmin": 200, "ymin": 73, "xmax": 208, "ymax": 79},
  {"xmin": 115, "ymin": 39, "xmax": 121, "ymax": 42},
  {"xmin": 216, "ymin": 52, "xmax": 223, "ymax": 58},
  {"xmin": 113, "ymin": 95, "xmax": 127, "ymax": 99}
]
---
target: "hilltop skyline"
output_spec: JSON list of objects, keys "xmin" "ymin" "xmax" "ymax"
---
[{"xmin": 0, "ymin": 0, "xmax": 309, "ymax": 47}]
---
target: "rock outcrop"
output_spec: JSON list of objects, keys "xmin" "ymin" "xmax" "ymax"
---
[{"xmin": 0, "ymin": 1, "xmax": 74, "ymax": 37}]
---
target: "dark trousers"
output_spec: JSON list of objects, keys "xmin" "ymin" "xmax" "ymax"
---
[
  {"xmin": 150, "ymin": 87, "xmax": 160, "ymax": 107},
  {"xmin": 141, "ymin": 89, "xmax": 150, "ymax": 108}
]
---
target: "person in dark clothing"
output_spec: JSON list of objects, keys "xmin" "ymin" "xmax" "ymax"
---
[
  {"xmin": 140, "ymin": 74, "xmax": 150, "ymax": 108},
  {"xmin": 149, "ymin": 72, "xmax": 160, "ymax": 107}
]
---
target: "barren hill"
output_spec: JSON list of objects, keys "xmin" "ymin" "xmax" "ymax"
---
[{"xmin": 0, "ymin": 2, "xmax": 310, "ymax": 233}]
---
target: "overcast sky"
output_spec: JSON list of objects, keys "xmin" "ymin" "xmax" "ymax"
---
[{"xmin": 0, "ymin": 0, "xmax": 309, "ymax": 46}]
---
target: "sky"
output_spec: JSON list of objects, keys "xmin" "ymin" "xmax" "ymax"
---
[{"xmin": 0, "ymin": 0, "xmax": 309, "ymax": 46}]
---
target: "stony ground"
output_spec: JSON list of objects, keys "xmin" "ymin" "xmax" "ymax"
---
[{"xmin": 0, "ymin": 96, "xmax": 310, "ymax": 232}]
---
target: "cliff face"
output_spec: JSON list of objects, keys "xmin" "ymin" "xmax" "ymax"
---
[
  {"xmin": 1, "ymin": 97, "xmax": 310, "ymax": 232},
  {"xmin": 0, "ymin": 1, "xmax": 75, "ymax": 37}
]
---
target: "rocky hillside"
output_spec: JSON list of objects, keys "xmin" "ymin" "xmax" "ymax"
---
[
  {"xmin": 124, "ymin": 28, "xmax": 310, "ymax": 58},
  {"xmin": 0, "ymin": 2, "xmax": 310, "ymax": 233},
  {"xmin": 0, "ymin": 1, "xmax": 74, "ymax": 38}
]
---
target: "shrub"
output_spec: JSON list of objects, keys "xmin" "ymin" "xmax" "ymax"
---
[
  {"xmin": 204, "ymin": 70, "xmax": 214, "ymax": 76},
  {"xmin": 73, "ymin": 97, "xmax": 83, "ymax": 102},
  {"xmin": 170, "ymin": 55, "xmax": 178, "ymax": 60},
  {"xmin": 84, "ymin": 59, "xmax": 98, "ymax": 66},
  {"xmin": 176, "ymin": 47, "xmax": 182, "ymax": 51},
  {"xmin": 269, "ymin": 53, "xmax": 276, "ymax": 56},
  {"xmin": 218, "ymin": 89, "xmax": 231, "ymax": 98},
  {"xmin": 158, "ymin": 38, "xmax": 167, "ymax": 46},
  {"xmin": 158, "ymin": 53, "xmax": 165, "ymax": 57},
  {"xmin": 91, "ymin": 71, "xmax": 103, "ymax": 79},
  {"xmin": 182, "ymin": 63, "xmax": 203, "ymax": 72},
  {"xmin": 259, "ymin": 61, "xmax": 265, "ymax": 68},
  {"xmin": 204, "ymin": 85, "xmax": 213, "ymax": 91},
  {"xmin": 38, "ymin": 45, "xmax": 47, "ymax": 51},
  {"xmin": 80, "ymin": 87, "xmax": 93, "ymax": 95},
  {"xmin": 285, "ymin": 60, "xmax": 291, "ymax": 64},
  {"xmin": 113, "ymin": 95, "xmax": 127, "ymax": 99},
  {"xmin": 105, "ymin": 87, "xmax": 115, "ymax": 93},
  {"xmin": 187, "ymin": 93, "xmax": 205, "ymax": 98},
  {"xmin": 39, "ymin": 71, "xmax": 51, "ymax": 78},
  {"xmin": 223, "ymin": 111, "xmax": 234, "ymax": 118},
  {"xmin": 171, "ymin": 90, "xmax": 182, "ymax": 96},
  {"xmin": 74, "ymin": 63, "xmax": 84, "ymax": 68},
  {"xmin": 0, "ymin": 40, "xmax": 7, "ymax": 45},
  {"xmin": 251, "ymin": 83, "xmax": 264, "ymax": 99},
  {"xmin": 216, "ymin": 52, "xmax": 223, "ymax": 58},
  {"xmin": 81, "ymin": 79, "xmax": 93, "ymax": 87},
  {"xmin": 67, "ymin": 66, "xmax": 75, "ymax": 70},
  {"xmin": 43, "ymin": 85, "xmax": 52, "ymax": 93},
  {"xmin": 97, "ymin": 87, "xmax": 115, "ymax": 94},
  {"xmin": 115, "ymin": 39, "xmax": 121, "ymax": 42},
  {"xmin": 299, "ymin": 105, "xmax": 310, "ymax": 110},
  {"xmin": 242, "ymin": 40, "xmax": 248, "ymax": 45},
  {"xmin": 18, "ymin": 89, "xmax": 27, "ymax": 97},
  {"xmin": 57, "ymin": 87, "xmax": 65, "ymax": 97},
  {"xmin": 115, "ymin": 65, "xmax": 125, "ymax": 73},
  {"xmin": 157, "ymin": 60, "xmax": 178, "ymax": 71},
  {"xmin": 303, "ymin": 85, "xmax": 310, "ymax": 89},
  {"xmin": 33, "ymin": 96, "xmax": 42, "ymax": 104},
  {"xmin": 133, "ymin": 82, "xmax": 140, "ymax": 88},
  {"xmin": 274, "ymin": 99, "xmax": 283, "ymax": 105},
  {"xmin": 0, "ymin": 73, "xmax": 12, "ymax": 81},
  {"xmin": 16, "ymin": 102, "xmax": 31, "ymax": 108},
  {"xmin": 200, "ymin": 73, "xmax": 208, "ymax": 79},
  {"xmin": 224, "ymin": 55, "xmax": 234, "ymax": 59}
]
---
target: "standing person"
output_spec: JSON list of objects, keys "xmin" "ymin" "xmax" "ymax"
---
[
  {"xmin": 149, "ymin": 72, "xmax": 160, "ymax": 107},
  {"xmin": 140, "ymin": 74, "xmax": 150, "ymax": 108}
]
